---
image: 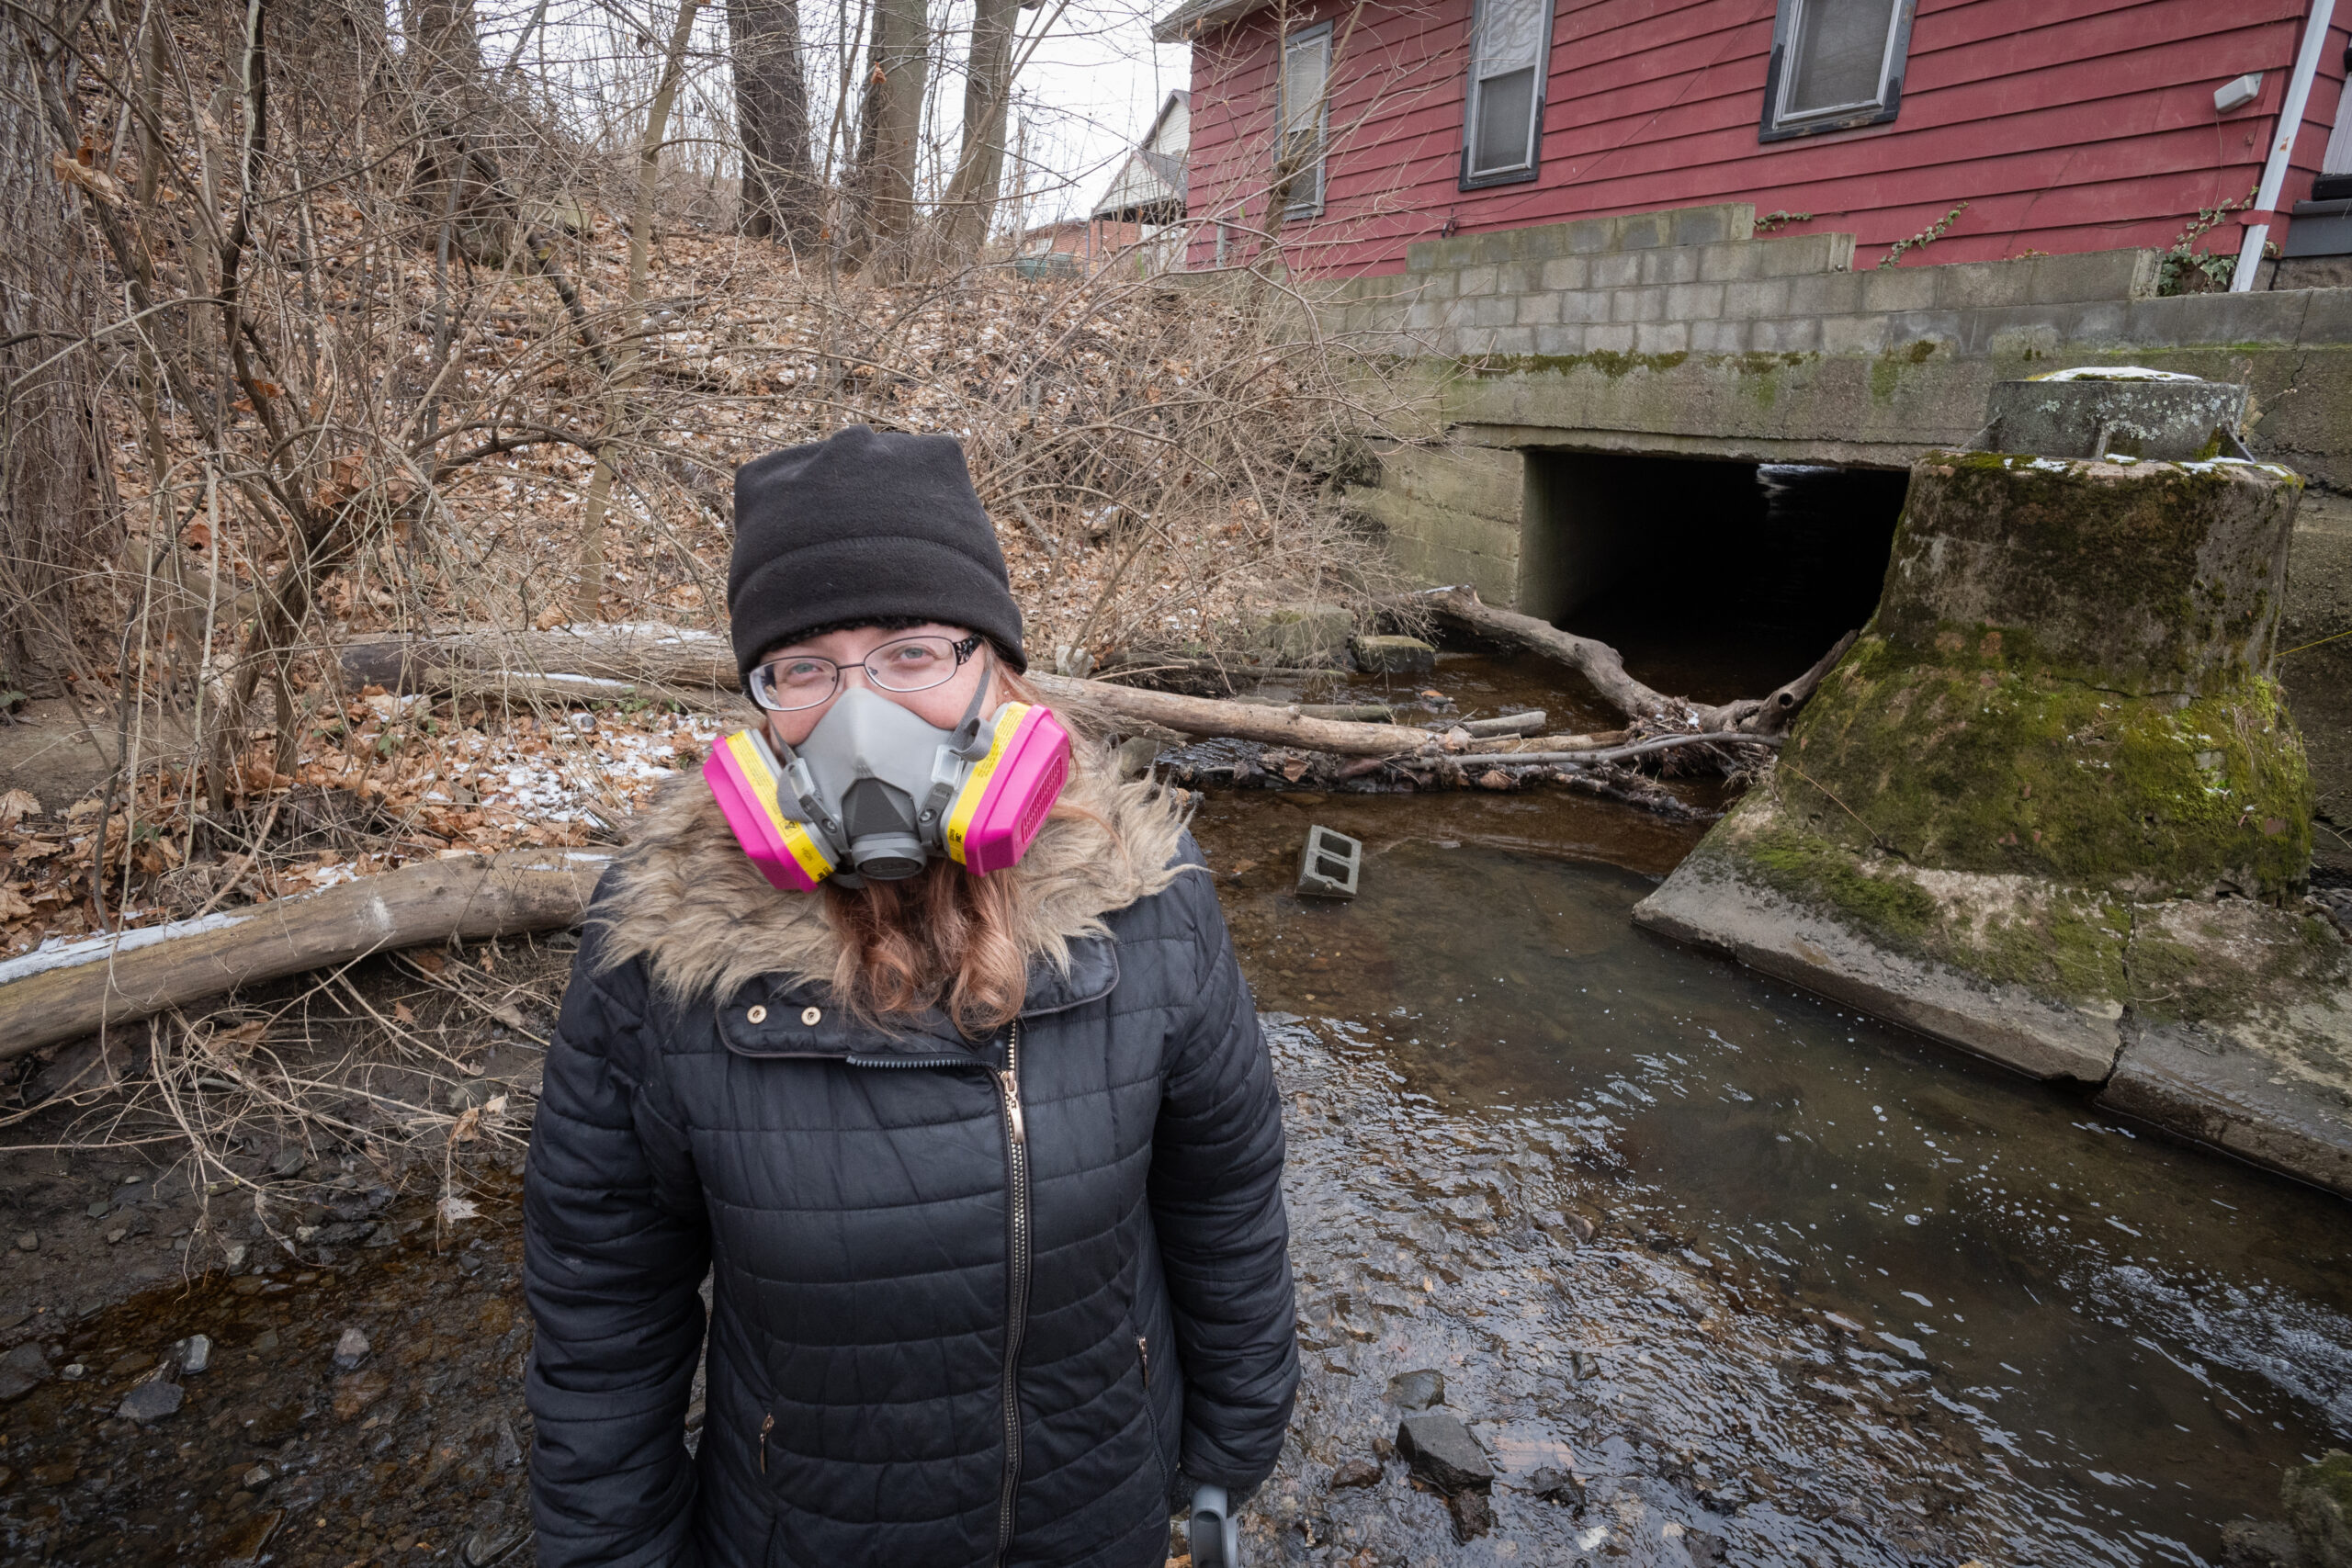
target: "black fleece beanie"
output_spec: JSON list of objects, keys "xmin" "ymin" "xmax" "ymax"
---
[{"xmin": 728, "ymin": 425, "xmax": 1026, "ymax": 681}]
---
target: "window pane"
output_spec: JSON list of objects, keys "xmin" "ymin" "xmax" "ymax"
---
[
  {"xmin": 1473, "ymin": 66, "xmax": 1536, "ymax": 174},
  {"xmin": 1472, "ymin": 0, "xmax": 1544, "ymax": 76},
  {"xmin": 1284, "ymin": 33, "xmax": 1328, "ymax": 135},
  {"xmin": 1786, "ymin": 0, "xmax": 1895, "ymax": 117}
]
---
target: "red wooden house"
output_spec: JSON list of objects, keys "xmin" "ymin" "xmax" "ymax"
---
[{"xmin": 1155, "ymin": 0, "xmax": 2352, "ymax": 277}]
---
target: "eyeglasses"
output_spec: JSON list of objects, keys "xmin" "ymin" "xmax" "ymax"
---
[{"xmin": 747, "ymin": 633, "xmax": 986, "ymax": 713}]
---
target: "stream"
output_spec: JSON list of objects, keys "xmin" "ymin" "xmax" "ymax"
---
[{"xmin": 2, "ymin": 652, "xmax": 2346, "ymax": 1567}]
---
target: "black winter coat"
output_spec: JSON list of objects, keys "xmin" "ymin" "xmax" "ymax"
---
[{"xmin": 522, "ymin": 767, "xmax": 1297, "ymax": 1568}]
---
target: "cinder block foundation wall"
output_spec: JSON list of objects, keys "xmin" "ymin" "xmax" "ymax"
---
[{"xmin": 1295, "ymin": 201, "xmax": 2352, "ymax": 867}]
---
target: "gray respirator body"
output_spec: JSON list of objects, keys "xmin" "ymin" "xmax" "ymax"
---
[{"xmin": 763, "ymin": 682, "xmax": 994, "ymax": 886}]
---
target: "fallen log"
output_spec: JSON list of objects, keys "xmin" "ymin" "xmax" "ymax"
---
[
  {"xmin": 1416, "ymin": 587, "xmax": 1717, "ymax": 726},
  {"xmin": 1472, "ymin": 733, "xmax": 1785, "ymax": 768},
  {"xmin": 1460, "ymin": 710, "xmax": 1544, "ymax": 737},
  {"xmin": 418, "ymin": 666, "xmax": 744, "ymax": 715},
  {"xmin": 1417, "ymin": 587, "xmax": 1850, "ymax": 736},
  {"xmin": 0, "ymin": 848, "xmax": 610, "ymax": 1059},
  {"xmin": 342, "ymin": 625, "xmax": 739, "ymax": 693},
  {"xmin": 1749, "ymin": 630, "xmax": 1859, "ymax": 737},
  {"xmin": 342, "ymin": 633, "xmax": 1442, "ymax": 758},
  {"xmin": 1026, "ymin": 674, "xmax": 1439, "ymax": 758}
]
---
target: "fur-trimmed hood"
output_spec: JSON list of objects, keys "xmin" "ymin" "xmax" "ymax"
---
[{"xmin": 593, "ymin": 739, "xmax": 1194, "ymax": 1003}]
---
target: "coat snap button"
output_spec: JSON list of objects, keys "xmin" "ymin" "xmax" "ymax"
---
[
  {"xmin": 801, "ymin": 1006, "xmax": 822, "ymax": 1026},
  {"xmin": 746, "ymin": 1005, "xmax": 767, "ymax": 1024}
]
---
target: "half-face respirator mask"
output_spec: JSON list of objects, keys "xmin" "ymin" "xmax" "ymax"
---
[{"xmin": 704, "ymin": 661, "xmax": 1071, "ymax": 891}]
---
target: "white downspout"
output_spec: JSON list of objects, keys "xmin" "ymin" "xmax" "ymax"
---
[{"xmin": 2232, "ymin": 0, "xmax": 2343, "ymax": 290}]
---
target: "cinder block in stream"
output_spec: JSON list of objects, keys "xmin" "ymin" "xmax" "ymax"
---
[{"xmin": 1296, "ymin": 827, "xmax": 1361, "ymax": 899}]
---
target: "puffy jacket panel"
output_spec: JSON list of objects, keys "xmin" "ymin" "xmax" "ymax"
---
[{"xmin": 525, "ymin": 840, "xmax": 1295, "ymax": 1568}]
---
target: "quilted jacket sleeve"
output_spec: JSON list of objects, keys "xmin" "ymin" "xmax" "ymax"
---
[
  {"xmin": 1147, "ymin": 841, "xmax": 1299, "ymax": 1492},
  {"xmin": 524, "ymin": 898, "xmax": 713, "ymax": 1568}
]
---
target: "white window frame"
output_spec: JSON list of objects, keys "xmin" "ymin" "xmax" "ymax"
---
[
  {"xmin": 1758, "ymin": 0, "xmax": 1917, "ymax": 143},
  {"xmin": 1460, "ymin": 0, "xmax": 1553, "ymax": 189},
  {"xmin": 1279, "ymin": 21, "xmax": 1332, "ymax": 220}
]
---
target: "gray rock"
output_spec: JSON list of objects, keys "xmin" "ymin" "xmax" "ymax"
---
[
  {"xmin": 118, "ymin": 1377, "xmax": 184, "ymax": 1422},
  {"xmin": 1527, "ymin": 1466, "xmax": 1586, "ymax": 1507},
  {"xmin": 13, "ymin": 1233, "xmax": 35, "ymax": 1253},
  {"xmin": 463, "ymin": 1522, "xmax": 530, "ymax": 1566},
  {"xmin": 1396, "ymin": 1412, "xmax": 1492, "ymax": 1495},
  {"xmin": 1114, "ymin": 737, "xmax": 1161, "ymax": 782},
  {"xmin": 1350, "ymin": 634, "xmax": 1436, "ymax": 675},
  {"xmin": 176, "ymin": 1335, "xmax": 212, "ymax": 1375},
  {"xmin": 333, "ymin": 1327, "xmax": 370, "ymax": 1370},
  {"xmin": 2222, "ymin": 1517, "xmax": 2310, "ymax": 1568},
  {"xmin": 1386, "ymin": 1369, "xmax": 1446, "ymax": 1410},
  {"xmin": 329, "ymin": 1186, "xmax": 395, "ymax": 1222},
  {"xmin": 492, "ymin": 1417, "xmax": 526, "ymax": 1470},
  {"xmin": 1250, "ymin": 604, "xmax": 1352, "ymax": 664},
  {"xmin": 1447, "ymin": 1486, "xmax": 1494, "ymax": 1541},
  {"xmin": 1328, "ymin": 1458, "xmax": 1381, "ymax": 1490},
  {"xmin": 85, "ymin": 1200, "xmax": 110, "ymax": 1219},
  {"xmin": 2285, "ymin": 1450, "xmax": 2352, "ymax": 1568},
  {"xmin": 1682, "ymin": 1527, "xmax": 1729, "ymax": 1565},
  {"xmin": 0, "ymin": 1340, "xmax": 51, "ymax": 1402}
]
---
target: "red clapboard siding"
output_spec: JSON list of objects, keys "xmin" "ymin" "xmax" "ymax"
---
[{"xmin": 1181, "ymin": 0, "xmax": 2351, "ymax": 276}]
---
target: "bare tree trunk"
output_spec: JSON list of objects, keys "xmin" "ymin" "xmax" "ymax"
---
[
  {"xmin": 0, "ymin": 1, "xmax": 119, "ymax": 699},
  {"xmin": 938, "ymin": 0, "xmax": 1016, "ymax": 259},
  {"xmin": 727, "ymin": 0, "xmax": 819, "ymax": 247},
  {"xmin": 574, "ymin": 0, "xmax": 703, "ymax": 620},
  {"xmin": 849, "ymin": 0, "xmax": 924, "ymax": 273}
]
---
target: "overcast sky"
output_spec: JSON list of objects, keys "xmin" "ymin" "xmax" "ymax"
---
[{"xmin": 1005, "ymin": 0, "xmax": 1191, "ymax": 227}]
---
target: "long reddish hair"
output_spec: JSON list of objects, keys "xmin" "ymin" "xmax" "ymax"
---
[{"xmin": 818, "ymin": 665, "xmax": 1089, "ymax": 1037}]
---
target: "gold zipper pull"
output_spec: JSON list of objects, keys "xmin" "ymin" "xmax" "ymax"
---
[
  {"xmin": 760, "ymin": 1412, "xmax": 774, "ymax": 1473},
  {"xmin": 1001, "ymin": 1069, "xmax": 1026, "ymax": 1145}
]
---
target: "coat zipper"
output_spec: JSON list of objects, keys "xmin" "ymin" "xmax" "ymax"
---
[
  {"xmin": 1138, "ymin": 1334, "xmax": 1150, "ymax": 1386},
  {"xmin": 995, "ymin": 1021, "xmax": 1030, "ymax": 1564},
  {"xmin": 748, "ymin": 1027, "xmax": 1034, "ymax": 1553}
]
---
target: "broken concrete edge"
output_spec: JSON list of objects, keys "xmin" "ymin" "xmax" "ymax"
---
[{"xmin": 1632, "ymin": 855, "xmax": 2352, "ymax": 1200}]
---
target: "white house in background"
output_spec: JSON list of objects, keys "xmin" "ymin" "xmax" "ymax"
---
[{"xmin": 1089, "ymin": 90, "xmax": 1191, "ymax": 273}]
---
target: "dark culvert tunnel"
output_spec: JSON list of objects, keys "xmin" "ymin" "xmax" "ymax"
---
[{"xmin": 1518, "ymin": 452, "xmax": 1910, "ymax": 705}]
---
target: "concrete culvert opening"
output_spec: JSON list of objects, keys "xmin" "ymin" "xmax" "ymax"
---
[{"xmin": 1518, "ymin": 453, "xmax": 1908, "ymax": 703}]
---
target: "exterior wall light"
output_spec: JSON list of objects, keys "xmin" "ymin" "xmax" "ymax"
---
[{"xmin": 2214, "ymin": 73, "xmax": 2263, "ymax": 114}]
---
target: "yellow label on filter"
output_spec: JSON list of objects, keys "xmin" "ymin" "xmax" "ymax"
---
[
  {"xmin": 725, "ymin": 730, "xmax": 834, "ymax": 883},
  {"xmin": 944, "ymin": 703, "xmax": 1029, "ymax": 865}
]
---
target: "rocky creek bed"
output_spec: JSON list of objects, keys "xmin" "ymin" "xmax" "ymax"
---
[{"xmin": 0, "ymin": 652, "xmax": 2346, "ymax": 1567}]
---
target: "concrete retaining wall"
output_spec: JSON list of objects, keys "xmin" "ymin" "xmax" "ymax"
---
[{"xmin": 1279, "ymin": 201, "xmax": 2352, "ymax": 866}]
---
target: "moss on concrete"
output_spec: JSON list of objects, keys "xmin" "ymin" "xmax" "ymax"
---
[
  {"xmin": 2124, "ymin": 900, "xmax": 2352, "ymax": 1030},
  {"xmin": 1882, "ymin": 455, "xmax": 2301, "ymax": 695},
  {"xmin": 2282, "ymin": 1450, "xmax": 2352, "ymax": 1568},
  {"xmin": 1780, "ymin": 632, "xmax": 2312, "ymax": 898},
  {"xmin": 1702, "ymin": 798, "xmax": 2132, "ymax": 1004},
  {"xmin": 1464, "ymin": 350, "xmax": 1690, "ymax": 380}
]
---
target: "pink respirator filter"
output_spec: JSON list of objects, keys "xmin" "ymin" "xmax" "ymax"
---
[
  {"xmin": 702, "ymin": 728, "xmax": 836, "ymax": 893},
  {"xmin": 944, "ymin": 702, "xmax": 1072, "ymax": 877}
]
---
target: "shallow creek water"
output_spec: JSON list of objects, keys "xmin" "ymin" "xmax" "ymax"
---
[
  {"xmin": 1192, "ymin": 784, "xmax": 2352, "ymax": 1567},
  {"xmin": 4, "ymin": 655, "xmax": 2347, "ymax": 1567}
]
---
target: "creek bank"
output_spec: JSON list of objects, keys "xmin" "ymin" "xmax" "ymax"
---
[{"xmin": 1637, "ymin": 408, "xmax": 2352, "ymax": 1197}]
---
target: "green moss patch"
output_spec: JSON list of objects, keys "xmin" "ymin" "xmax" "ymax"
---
[
  {"xmin": 1713, "ymin": 804, "xmax": 2132, "ymax": 1004},
  {"xmin": 1777, "ymin": 634, "xmax": 2312, "ymax": 899}
]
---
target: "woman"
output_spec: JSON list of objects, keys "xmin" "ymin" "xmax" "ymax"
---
[{"xmin": 522, "ymin": 425, "xmax": 1298, "ymax": 1568}]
